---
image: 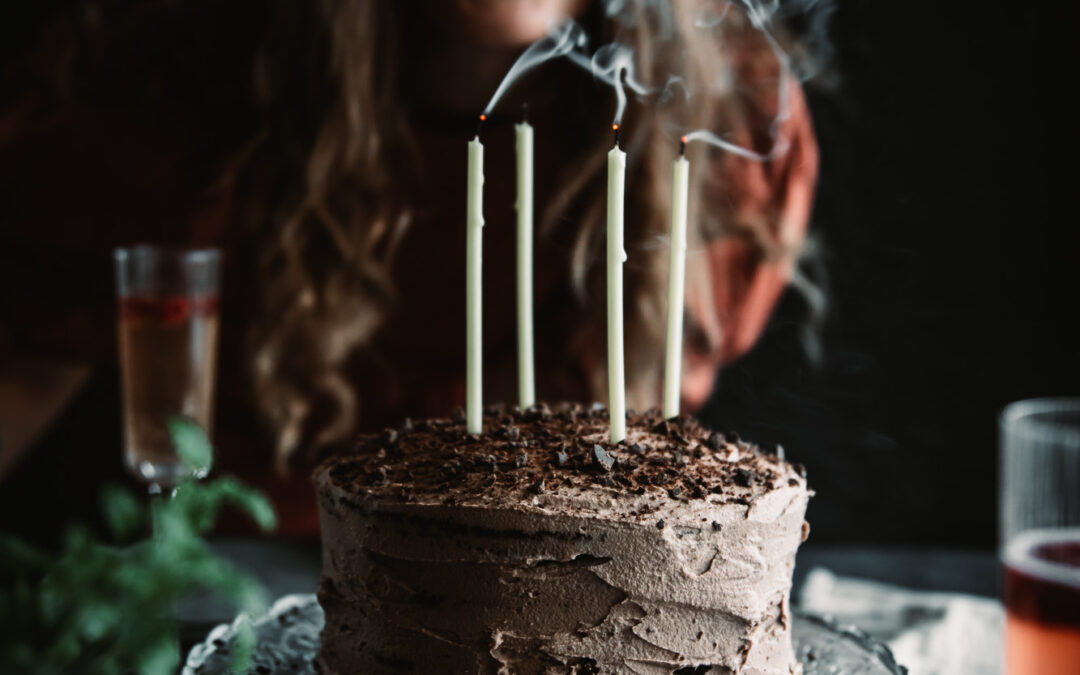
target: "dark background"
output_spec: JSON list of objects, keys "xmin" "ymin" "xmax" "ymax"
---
[
  {"xmin": 2, "ymin": 1, "xmax": 1078, "ymax": 549},
  {"xmin": 703, "ymin": 3, "xmax": 1080, "ymax": 546}
]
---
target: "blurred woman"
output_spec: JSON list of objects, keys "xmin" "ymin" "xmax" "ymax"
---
[{"xmin": 0, "ymin": 0, "xmax": 817, "ymax": 535}]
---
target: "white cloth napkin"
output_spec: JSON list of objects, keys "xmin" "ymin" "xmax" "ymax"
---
[{"xmin": 798, "ymin": 567, "xmax": 1004, "ymax": 675}]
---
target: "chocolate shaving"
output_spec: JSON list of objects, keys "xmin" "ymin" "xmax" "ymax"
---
[
  {"xmin": 318, "ymin": 403, "xmax": 807, "ymax": 507},
  {"xmin": 593, "ymin": 444, "xmax": 615, "ymax": 472},
  {"xmin": 733, "ymin": 468, "xmax": 756, "ymax": 487},
  {"xmin": 372, "ymin": 466, "xmax": 389, "ymax": 486}
]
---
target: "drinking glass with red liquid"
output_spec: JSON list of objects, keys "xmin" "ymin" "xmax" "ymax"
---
[
  {"xmin": 1001, "ymin": 398, "xmax": 1080, "ymax": 674},
  {"xmin": 114, "ymin": 246, "xmax": 220, "ymax": 491}
]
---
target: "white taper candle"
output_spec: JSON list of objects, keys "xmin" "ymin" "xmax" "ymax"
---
[
  {"xmin": 515, "ymin": 119, "xmax": 535, "ymax": 408},
  {"xmin": 606, "ymin": 127, "xmax": 627, "ymax": 444},
  {"xmin": 466, "ymin": 135, "xmax": 485, "ymax": 434},
  {"xmin": 663, "ymin": 142, "xmax": 689, "ymax": 418}
]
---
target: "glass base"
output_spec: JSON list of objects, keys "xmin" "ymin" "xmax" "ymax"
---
[{"xmin": 125, "ymin": 454, "xmax": 193, "ymax": 490}]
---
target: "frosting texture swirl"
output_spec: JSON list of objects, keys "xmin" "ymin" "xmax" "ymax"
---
[{"xmin": 315, "ymin": 404, "xmax": 810, "ymax": 674}]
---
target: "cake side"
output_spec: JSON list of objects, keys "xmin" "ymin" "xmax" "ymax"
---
[{"xmin": 315, "ymin": 404, "xmax": 811, "ymax": 674}]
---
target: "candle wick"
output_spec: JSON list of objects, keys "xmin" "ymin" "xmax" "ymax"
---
[
  {"xmin": 613, "ymin": 125, "xmax": 620, "ymax": 148},
  {"xmin": 679, "ymin": 136, "xmax": 687, "ymax": 156},
  {"xmin": 475, "ymin": 114, "xmax": 487, "ymax": 139},
  {"xmin": 521, "ymin": 102, "xmax": 529, "ymax": 124}
]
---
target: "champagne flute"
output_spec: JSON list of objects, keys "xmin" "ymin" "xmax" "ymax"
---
[{"xmin": 114, "ymin": 245, "xmax": 220, "ymax": 494}]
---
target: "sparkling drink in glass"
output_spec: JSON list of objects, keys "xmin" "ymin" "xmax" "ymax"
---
[
  {"xmin": 1001, "ymin": 398, "xmax": 1080, "ymax": 674},
  {"xmin": 115, "ymin": 246, "xmax": 220, "ymax": 489}
]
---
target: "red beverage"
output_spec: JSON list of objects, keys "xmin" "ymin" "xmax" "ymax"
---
[
  {"xmin": 118, "ymin": 293, "xmax": 219, "ymax": 485},
  {"xmin": 1004, "ymin": 529, "xmax": 1080, "ymax": 674}
]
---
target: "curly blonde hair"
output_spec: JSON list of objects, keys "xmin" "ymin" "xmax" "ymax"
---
[{"xmin": 249, "ymin": 0, "xmax": 796, "ymax": 467}]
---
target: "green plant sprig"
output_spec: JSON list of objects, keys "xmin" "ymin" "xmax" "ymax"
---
[{"xmin": 0, "ymin": 418, "xmax": 277, "ymax": 674}]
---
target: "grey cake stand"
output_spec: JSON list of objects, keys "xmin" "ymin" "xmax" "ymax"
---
[{"xmin": 182, "ymin": 594, "xmax": 907, "ymax": 674}]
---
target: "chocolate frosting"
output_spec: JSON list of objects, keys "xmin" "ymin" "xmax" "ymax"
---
[{"xmin": 314, "ymin": 403, "xmax": 811, "ymax": 674}]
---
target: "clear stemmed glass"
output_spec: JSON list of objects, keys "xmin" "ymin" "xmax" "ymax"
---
[{"xmin": 114, "ymin": 245, "xmax": 220, "ymax": 494}]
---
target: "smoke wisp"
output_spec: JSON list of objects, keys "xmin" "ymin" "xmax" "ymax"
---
[
  {"xmin": 482, "ymin": 19, "xmax": 588, "ymax": 117},
  {"xmin": 567, "ymin": 42, "xmax": 653, "ymax": 125}
]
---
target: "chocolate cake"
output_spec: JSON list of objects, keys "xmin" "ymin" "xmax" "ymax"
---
[{"xmin": 314, "ymin": 403, "xmax": 811, "ymax": 674}]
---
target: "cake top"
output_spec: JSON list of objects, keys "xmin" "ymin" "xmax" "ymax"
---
[{"xmin": 317, "ymin": 402, "xmax": 808, "ymax": 521}]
